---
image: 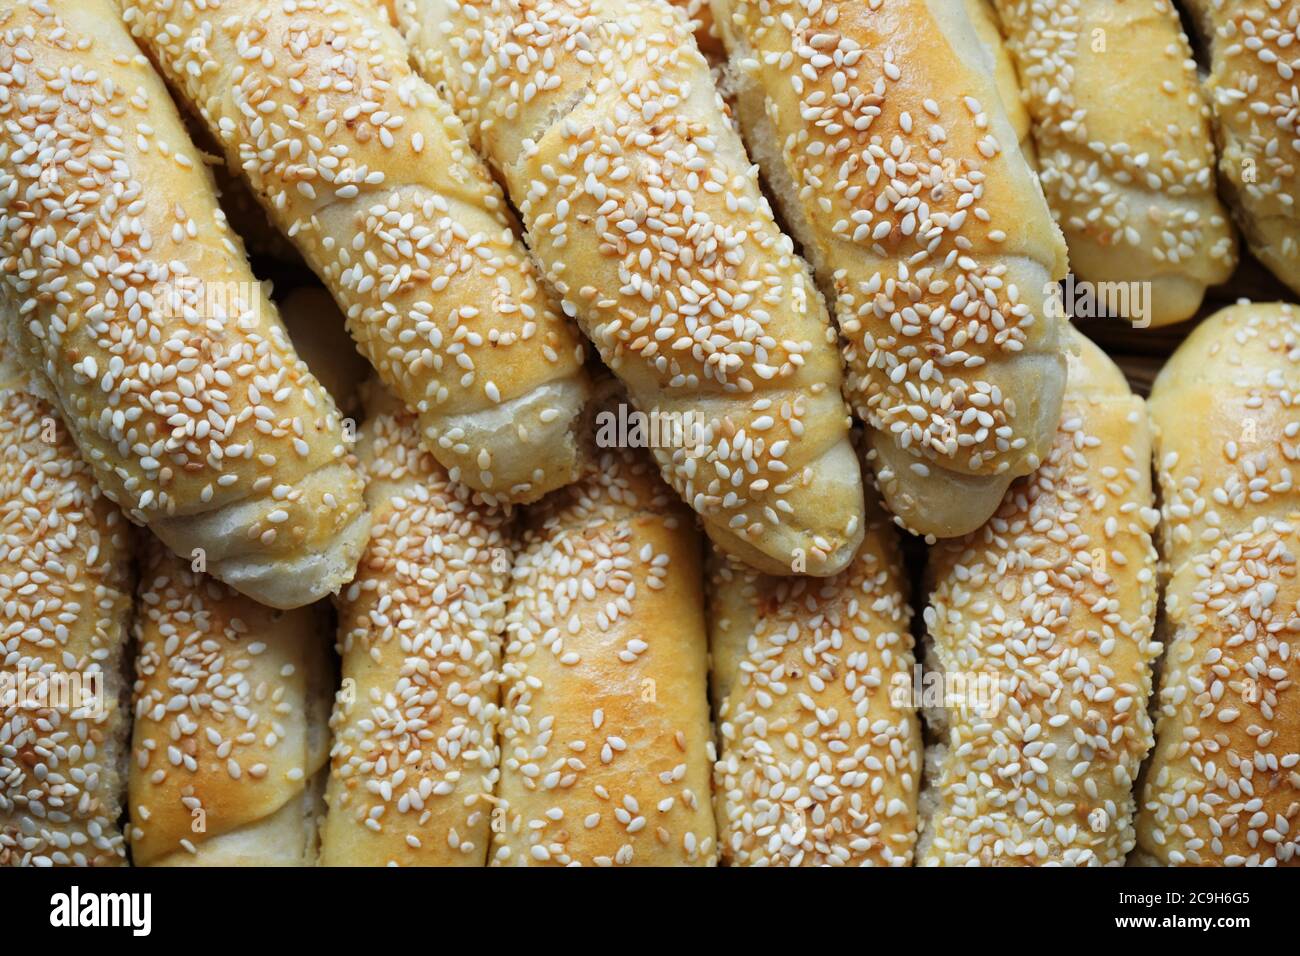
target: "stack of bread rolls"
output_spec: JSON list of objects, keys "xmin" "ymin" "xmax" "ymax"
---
[
  {"xmin": 1, "ymin": 0, "xmax": 1299, "ymax": 870},
  {"xmin": 0, "ymin": 0, "xmax": 371, "ymax": 611}
]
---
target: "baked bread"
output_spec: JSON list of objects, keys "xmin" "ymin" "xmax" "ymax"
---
[
  {"xmin": 396, "ymin": 0, "xmax": 866, "ymax": 577},
  {"xmin": 319, "ymin": 384, "xmax": 509, "ymax": 866},
  {"xmin": 919, "ymin": 327, "xmax": 1160, "ymax": 865},
  {"xmin": 711, "ymin": 0, "xmax": 1070, "ymax": 538},
  {"xmin": 993, "ymin": 0, "xmax": 1238, "ymax": 327},
  {"xmin": 1136, "ymin": 302, "xmax": 1300, "ymax": 866},
  {"xmin": 128, "ymin": 536, "xmax": 331, "ymax": 866},
  {"xmin": 122, "ymin": 0, "xmax": 592, "ymax": 504},
  {"xmin": 709, "ymin": 479, "xmax": 922, "ymax": 866},
  {"xmin": 1185, "ymin": 0, "xmax": 1300, "ymax": 297},
  {"xmin": 493, "ymin": 401, "xmax": 717, "ymax": 865},
  {"xmin": 964, "ymin": 0, "xmax": 1036, "ymax": 165},
  {"xmin": 0, "ymin": 347, "xmax": 133, "ymax": 867},
  {"xmin": 0, "ymin": 0, "xmax": 370, "ymax": 609}
]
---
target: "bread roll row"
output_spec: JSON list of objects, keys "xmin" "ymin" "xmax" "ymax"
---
[
  {"xmin": 0, "ymin": 0, "xmax": 1297, "ymax": 869},
  {"xmin": 396, "ymin": 0, "xmax": 867, "ymax": 576},
  {"xmin": 7, "ymin": 297, "xmax": 1300, "ymax": 866},
  {"xmin": 122, "ymin": 0, "xmax": 592, "ymax": 507}
]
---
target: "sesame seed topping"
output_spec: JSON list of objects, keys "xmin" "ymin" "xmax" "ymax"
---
[
  {"xmin": 994, "ymin": 0, "xmax": 1236, "ymax": 322},
  {"xmin": 320, "ymin": 396, "xmax": 509, "ymax": 866},
  {"xmin": 396, "ymin": 0, "xmax": 862, "ymax": 570},
  {"xmin": 0, "ymin": 365, "xmax": 131, "ymax": 868},
  {"xmin": 122, "ymin": 0, "xmax": 590, "ymax": 502},
  {"xmin": 921, "ymin": 336, "xmax": 1159, "ymax": 865},
  {"xmin": 716, "ymin": 0, "xmax": 1068, "ymax": 501},
  {"xmin": 1195, "ymin": 0, "xmax": 1300, "ymax": 294},
  {"xmin": 1138, "ymin": 303, "xmax": 1300, "ymax": 867},
  {"xmin": 128, "ymin": 538, "xmax": 328, "ymax": 866},
  {"xmin": 0, "ymin": 0, "xmax": 366, "ymax": 601},
  {"xmin": 710, "ymin": 508, "xmax": 921, "ymax": 866},
  {"xmin": 492, "ymin": 437, "xmax": 716, "ymax": 865}
]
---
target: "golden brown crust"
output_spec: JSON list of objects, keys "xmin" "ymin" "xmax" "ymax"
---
[
  {"xmin": 0, "ymin": 0, "xmax": 369, "ymax": 609},
  {"xmin": 398, "ymin": 0, "xmax": 866, "ymax": 576},
  {"xmin": 920, "ymin": 329, "xmax": 1159, "ymax": 865},
  {"xmin": 1139, "ymin": 302, "xmax": 1300, "ymax": 866},
  {"xmin": 493, "ymin": 437, "xmax": 717, "ymax": 865},
  {"xmin": 0, "ymin": 365, "xmax": 132, "ymax": 867},
  {"xmin": 122, "ymin": 0, "xmax": 591, "ymax": 504},
  {"xmin": 994, "ymin": 0, "xmax": 1238, "ymax": 327},
  {"xmin": 1186, "ymin": 0, "xmax": 1300, "ymax": 297},
  {"xmin": 712, "ymin": 0, "xmax": 1069, "ymax": 538},
  {"xmin": 709, "ymin": 487, "xmax": 922, "ymax": 866},
  {"xmin": 128, "ymin": 538, "xmax": 331, "ymax": 866},
  {"xmin": 319, "ymin": 386, "xmax": 509, "ymax": 866}
]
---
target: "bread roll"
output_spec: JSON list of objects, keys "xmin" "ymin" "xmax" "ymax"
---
[
  {"xmin": 711, "ymin": 0, "xmax": 1070, "ymax": 539},
  {"xmin": 1185, "ymin": 0, "xmax": 1300, "ymax": 297},
  {"xmin": 1137, "ymin": 302, "xmax": 1300, "ymax": 866},
  {"xmin": 964, "ymin": 0, "xmax": 1036, "ymax": 165},
  {"xmin": 993, "ymin": 0, "xmax": 1238, "ymax": 327},
  {"xmin": 279, "ymin": 287, "xmax": 372, "ymax": 419},
  {"xmin": 920, "ymin": 328, "xmax": 1159, "ymax": 865},
  {"xmin": 122, "ymin": 0, "xmax": 592, "ymax": 505},
  {"xmin": 396, "ymin": 0, "xmax": 866, "ymax": 577},
  {"xmin": 128, "ymin": 537, "xmax": 332, "ymax": 866},
  {"xmin": 710, "ymin": 486, "xmax": 922, "ymax": 866},
  {"xmin": 0, "ymin": 0, "xmax": 369, "ymax": 609},
  {"xmin": 0, "ymin": 352, "xmax": 133, "ymax": 867},
  {"xmin": 493, "ymin": 424, "xmax": 716, "ymax": 865},
  {"xmin": 319, "ymin": 384, "xmax": 509, "ymax": 866}
]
